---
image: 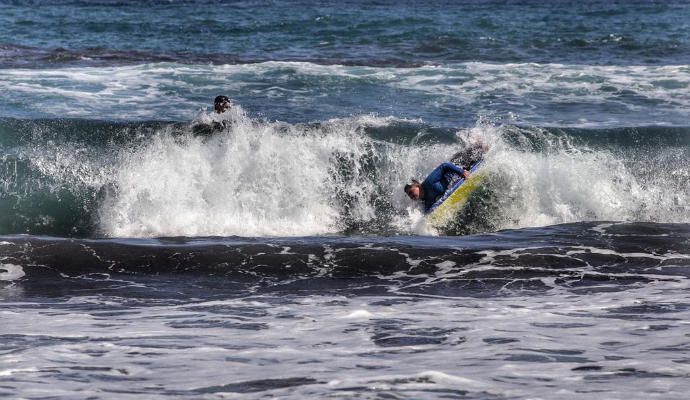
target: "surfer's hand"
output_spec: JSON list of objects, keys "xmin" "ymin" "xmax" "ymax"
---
[{"xmin": 462, "ymin": 170, "xmax": 470, "ymax": 179}]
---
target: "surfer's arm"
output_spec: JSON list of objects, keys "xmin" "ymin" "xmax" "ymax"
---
[{"xmin": 441, "ymin": 162, "xmax": 470, "ymax": 178}]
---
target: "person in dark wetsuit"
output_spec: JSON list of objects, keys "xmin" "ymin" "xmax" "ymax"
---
[
  {"xmin": 404, "ymin": 162, "xmax": 470, "ymax": 211},
  {"xmin": 192, "ymin": 95, "xmax": 234, "ymax": 136},
  {"xmin": 404, "ymin": 141, "xmax": 488, "ymax": 211}
]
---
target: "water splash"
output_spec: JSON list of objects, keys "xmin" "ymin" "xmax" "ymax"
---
[{"xmin": 0, "ymin": 114, "xmax": 688, "ymax": 237}]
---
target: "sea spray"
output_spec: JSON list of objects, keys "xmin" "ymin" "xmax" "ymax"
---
[
  {"xmin": 477, "ymin": 124, "xmax": 689, "ymax": 230},
  {"xmin": 98, "ymin": 108, "xmax": 448, "ymax": 236},
  {"xmin": 0, "ymin": 115, "xmax": 687, "ymax": 237}
]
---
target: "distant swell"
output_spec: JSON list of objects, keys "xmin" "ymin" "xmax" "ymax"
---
[
  {"xmin": 2, "ymin": 0, "xmax": 690, "ymax": 68},
  {"xmin": 0, "ymin": 44, "xmax": 424, "ymax": 69}
]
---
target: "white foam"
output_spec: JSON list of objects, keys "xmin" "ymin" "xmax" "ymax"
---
[
  {"xmin": 0, "ymin": 61, "xmax": 688, "ymax": 126},
  {"xmin": 341, "ymin": 310, "xmax": 373, "ymax": 319},
  {"xmin": 11, "ymin": 99, "xmax": 687, "ymax": 237},
  {"xmin": 52, "ymin": 115, "xmax": 685, "ymax": 237},
  {"xmin": 416, "ymin": 370, "xmax": 480, "ymax": 387},
  {"xmin": 0, "ymin": 264, "xmax": 26, "ymax": 281},
  {"xmin": 98, "ymin": 108, "xmax": 448, "ymax": 237},
  {"xmin": 467, "ymin": 122, "xmax": 690, "ymax": 228},
  {"xmin": 0, "ymin": 367, "xmax": 38, "ymax": 377}
]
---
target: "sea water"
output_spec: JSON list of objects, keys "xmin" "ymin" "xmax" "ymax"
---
[{"xmin": 1, "ymin": 1, "xmax": 689, "ymax": 399}]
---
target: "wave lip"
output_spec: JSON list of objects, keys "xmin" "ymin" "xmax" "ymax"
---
[{"xmin": 1, "ymin": 115, "xmax": 689, "ymax": 238}]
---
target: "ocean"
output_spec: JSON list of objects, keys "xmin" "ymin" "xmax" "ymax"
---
[{"xmin": 1, "ymin": 1, "xmax": 689, "ymax": 398}]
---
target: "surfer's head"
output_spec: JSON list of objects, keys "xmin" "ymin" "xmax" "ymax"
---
[
  {"xmin": 404, "ymin": 180, "xmax": 422, "ymax": 201},
  {"xmin": 214, "ymin": 95, "xmax": 231, "ymax": 114}
]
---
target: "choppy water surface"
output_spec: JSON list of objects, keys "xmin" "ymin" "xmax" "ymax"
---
[
  {"xmin": 2, "ymin": 0, "xmax": 689, "ymax": 67},
  {"xmin": 1, "ymin": 1, "xmax": 690, "ymax": 399},
  {"xmin": 2, "ymin": 222, "xmax": 690, "ymax": 398}
]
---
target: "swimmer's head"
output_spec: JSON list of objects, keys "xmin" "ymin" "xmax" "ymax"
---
[
  {"xmin": 214, "ymin": 95, "xmax": 231, "ymax": 114},
  {"xmin": 404, "ymin": 180, "xmax": 422, "ymax": 201}
]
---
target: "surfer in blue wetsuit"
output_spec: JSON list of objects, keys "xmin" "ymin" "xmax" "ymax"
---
[
  {"xmin": 404, "ymin": 162, "xmax": 470, "ymax": 211},
  {"xmin": 405, "ymin": 141, "xmax": 488, "ymax": 211}
]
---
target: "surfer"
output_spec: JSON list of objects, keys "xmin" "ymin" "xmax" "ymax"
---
[
  {"xmin": 405, "ymin": 141, "xmax": 488, "ymax": 211},
  {"xmin": 404, "ymin": 163, "xmax": 470, "ymax": 211}
]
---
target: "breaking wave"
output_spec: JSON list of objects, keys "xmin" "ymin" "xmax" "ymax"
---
[{"xmin": 0, "ymin": 110, "xmax": 687, "ymax": 237}]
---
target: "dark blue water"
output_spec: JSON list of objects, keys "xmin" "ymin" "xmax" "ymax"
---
[
  {"xmin": 2, "ymin": 0, "xmax": 689, "ymax": 67},
  {"xmin": 1, "ymin": 1, "xmax": 689, "ymax": 399}
]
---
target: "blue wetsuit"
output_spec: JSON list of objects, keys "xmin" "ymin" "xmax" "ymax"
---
[{"xmin": 421, "ymin": 162, "xmax": 466, "ymax": 211}]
